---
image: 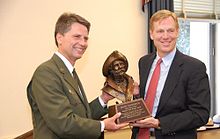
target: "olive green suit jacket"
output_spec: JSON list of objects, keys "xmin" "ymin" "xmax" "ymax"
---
[{"xmin": 27, "ymin": 54, "xmax": 107, "ymax": 139}]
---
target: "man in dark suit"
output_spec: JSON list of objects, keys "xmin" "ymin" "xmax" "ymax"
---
[
  {"xmin": 130, "ymin": 10, "xmax": 210, "ymax": 139},
  {"xmin": 27, "ymin": 12, "xmax": 128, "ymax": 139}
]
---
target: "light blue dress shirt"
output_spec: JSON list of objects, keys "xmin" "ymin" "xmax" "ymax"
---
[{"xmin": 144, "ymin": 48, "xmax": 176, "ymax": 117}]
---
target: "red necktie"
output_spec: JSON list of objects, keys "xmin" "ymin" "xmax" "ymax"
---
[{"xmin": 138, "ymin": 58, "xmax": 162, "ymax": 139}]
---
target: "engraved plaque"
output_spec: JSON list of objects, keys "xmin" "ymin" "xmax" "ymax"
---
[{"xmin": 108, "ymin": 99, "xmax": 151, "ymax": 124}]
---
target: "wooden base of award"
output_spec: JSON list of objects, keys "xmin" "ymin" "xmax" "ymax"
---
[{"xmin": 108, "ymin": 98, "xmax": 151, "ymax": 124}]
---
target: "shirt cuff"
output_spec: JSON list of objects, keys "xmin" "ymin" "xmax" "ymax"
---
[
  {"xmin": 98, "ymin": 96, "xmax": 107, "ymax": 108},
  {"xmin": 100, "ymin": 121, "xmax": 105, "ymax": 132}
]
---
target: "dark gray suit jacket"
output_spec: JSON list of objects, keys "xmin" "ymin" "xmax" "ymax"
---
[
  {"xmin": 132, "ymin": 50, "xmax": 210, "ymax": 139},
  {"xmin": 27, "ymin": 54, "xmax": 107, "ymax": 139}
]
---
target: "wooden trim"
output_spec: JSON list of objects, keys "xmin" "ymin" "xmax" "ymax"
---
[{"xmin": 14, "ymin": 130, "xmax": 33, "ymax": 139}]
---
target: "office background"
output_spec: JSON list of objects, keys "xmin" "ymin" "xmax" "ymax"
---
[
  {"xmin": 0, "ymin": 0, "xmax": 219, "ymax": 138},
  {"xmin": 0, "ymin": 0, "xmax": 147, "ymax": 138}
]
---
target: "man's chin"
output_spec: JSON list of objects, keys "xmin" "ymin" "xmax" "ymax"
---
[
  {"xmin": 76, "ymin": 55, "xmax": 82, "ymax": 59},
  {"xmin": 75, "ymin": 52, "xmax": 85, "ymax": 59}
]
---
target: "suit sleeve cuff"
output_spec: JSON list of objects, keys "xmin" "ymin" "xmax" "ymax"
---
[
  {"xmin": 98, "ymin": 96, "xmax": 107, "ymax": 108},
  {"xmin": 100, "ymin": 121, "xmax": 105, "ymax": 132}
]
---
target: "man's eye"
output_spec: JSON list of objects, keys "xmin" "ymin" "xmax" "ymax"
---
[
  {"xmin": 168, "ymin": 29, "xmax": 174, "ymax": 33},
  {"xmin": 73, "ymin": 35, "xmax": 80, "ymax": 38},
  {"xmin": 157, "ymin": 30, "xmax": 164, "ymax": 33},
  {"xmin": 84, "ymin": 37, "xmax": 89, "ymax": 41}
]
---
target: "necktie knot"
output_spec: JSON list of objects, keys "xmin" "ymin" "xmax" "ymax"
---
[
  {"xmin": 72, "ymin": 68, "xmax": 76, "ymax": 76},
  {"xmin": 157, "ymin": 58, "xmax": 162, "ymax": 66},
  {"xmin": 72, "ymin": 69, "xmax": 78, "ymax": 80},
  {"xmin": 72, "ymin": 69, "xmax": 76, "ymax": 74}
]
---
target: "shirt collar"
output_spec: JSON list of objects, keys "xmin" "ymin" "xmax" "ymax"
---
[
  {"xmin": 55, "ymin": 51, "xmax": 74, "ymax": 74},
  {"xmin": 156, "ymin": 48, "xmax": 176, "ymax": 67}
]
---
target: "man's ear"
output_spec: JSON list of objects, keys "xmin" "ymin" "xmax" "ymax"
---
[
  {"xmin": 56, "ymin": 33, "xmax": 63, "ymax": 46},
  {"xmin": 149, "ymin": 30, "xmax": 154, "ymax": 40}
]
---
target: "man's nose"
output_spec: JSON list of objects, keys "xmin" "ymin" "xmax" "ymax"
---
[
  {"xmin": 162, "ymin": 32, "xmax": 169, "ymax": 38},
  {"xmin": 118, "ymin": 64, "xmax": 124, "ymax": 69},
  {"xmin": 79, "ymin": 38, "xmax": 88, "ymax": 46}
]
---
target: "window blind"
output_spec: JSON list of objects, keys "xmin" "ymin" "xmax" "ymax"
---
[
  {"xmin": 217, "ymin": 0, "xmax": 220, "ymax": 19},
  {"xmin": 174, "ymin": 0, "xmax": 220, "ymax": 20}
]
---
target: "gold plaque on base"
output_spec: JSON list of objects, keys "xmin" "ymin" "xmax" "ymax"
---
[{"xmin": 108, "ymin": 99, "xmax": 151, "ymax": 124}]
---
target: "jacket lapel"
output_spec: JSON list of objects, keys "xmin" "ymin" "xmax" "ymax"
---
[
  {"xmin": 76, "ymin": 77, "xmax": 92, "ymax": 117},
  {"xmin": 140, "ymin": 54, "xmax": 156, "ymax": 99},
  {"xmin": 156, "ymin": 51, "xmax": 183, "ymax": 114},
  {"xmin": 52, "ymin": 54, "xmax": 87, "ymax": 105}
]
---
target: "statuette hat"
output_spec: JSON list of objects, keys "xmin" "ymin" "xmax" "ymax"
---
[{"xmin": 102, "ymin": 50, "xmax": 128, "ymax": 77}]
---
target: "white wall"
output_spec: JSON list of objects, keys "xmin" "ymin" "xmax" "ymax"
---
[{"xmin": 0, "ymin": 0, "xmax": 147, "ymax": 138}]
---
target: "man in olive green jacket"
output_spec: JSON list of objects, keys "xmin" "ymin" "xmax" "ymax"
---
[{"xmin": 27, "ymin": 12, "xmax": 128, "ymax": 139}]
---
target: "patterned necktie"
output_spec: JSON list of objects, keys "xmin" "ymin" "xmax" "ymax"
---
[
  {"xmin": 138, "ymin": 58, "xmax": 162, "ymax": 139},
  {"xmin": 72, "ymin": 69, "xmax": 84, "ymax": 100},
  {"xmin": 72, "ymin": 69, "xmax": 92, "ymax": 118},
  {"xmin": 72, "ymin": 69, "xmax": 78, "ymax": 82}
]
